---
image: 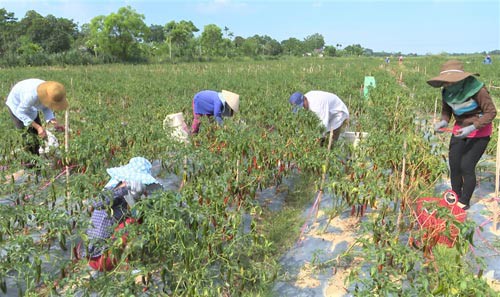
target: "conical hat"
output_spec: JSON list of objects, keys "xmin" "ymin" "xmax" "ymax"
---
[{"xmin": 222, "ymin": 90, "xmax": 240, "ymax": 113}]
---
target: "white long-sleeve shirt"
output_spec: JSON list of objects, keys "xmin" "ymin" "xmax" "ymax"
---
[
  {"xmin": 305, "ymin": 90, "xmax": 349, "ymax": 131},
  {"xmin": 5, "ymin": 79, "xmax": 55, "ymax": 126}
]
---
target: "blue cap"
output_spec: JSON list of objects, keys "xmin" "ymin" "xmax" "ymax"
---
[{"xmin": 289, "ymin": 92, "xmax": 304, "ymax": 113}]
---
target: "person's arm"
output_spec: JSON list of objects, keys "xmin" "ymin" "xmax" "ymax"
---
[
  {"xmin": 214, "ymin": 98, "xmax": 224, "ymax": 125},
  {"xmin": 471, "ymin": 87, "xmax": 497, "ymax": 129},
  {"xmin": 16, "ymin": 94, "xmax": 37, "ymax": 127},
  {"xmin": 41, "ymin": 107, "xmax": 55, "ymax": 123},
  {"xmin": 93, "ymin": 186, "xmax": 129, "ymax": 209},
  {"xmin": 31, "ymin": 121, "xmax": 47, "ymax": 138}
]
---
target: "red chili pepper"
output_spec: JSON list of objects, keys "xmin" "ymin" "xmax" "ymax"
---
[{"xmin": 438, "ymin": 127, "xmax": 454, "ymax": 133}]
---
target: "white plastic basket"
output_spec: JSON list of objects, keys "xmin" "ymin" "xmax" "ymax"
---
[
  {"xmin": 341, "ymin": 131, "xmax": 368, "ymax": 147},
  {"xmin": 163, "ymin": 112, "xmax": 189, "ymax": 143}
]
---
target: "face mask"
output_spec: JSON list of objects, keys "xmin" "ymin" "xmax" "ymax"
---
[{"xmin": 443, "ymin": 80, "xmax": 465, "ymax": 95}]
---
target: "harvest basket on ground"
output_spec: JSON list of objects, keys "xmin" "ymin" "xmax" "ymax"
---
[
  {"xmin": 413, "ymin": 190, "xmax": 467, "ymax": 248},
  {"xmin": 163, "ymin": 112, "xmax": 189, "ymax": 143}
]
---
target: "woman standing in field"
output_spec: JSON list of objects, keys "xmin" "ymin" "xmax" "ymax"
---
[
  {"xmin": 429, "ymin": 60, "xmax": 497, "ymax": 210},
  {"xmin": 190, "ymin": 89, "xmax": 239, "ymax": 134},
  {"xmin": 5, "ymin": 79, "xmax": 68, "ymax": 167}
]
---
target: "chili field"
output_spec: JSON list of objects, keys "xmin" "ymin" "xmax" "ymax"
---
[{"xmin": 1, "ymin": 56, "xmax": 500, "ymax": 296}]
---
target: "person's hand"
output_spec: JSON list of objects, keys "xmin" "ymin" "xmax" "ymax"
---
[
  {"xmin": 37, "ymin": 127, "xmax": 47, "ymax": 139},
  {"xmin": 54, "ymin": 125, "xmax": 65, "ymax": 132},
  {"xmin": 49, "ymin": 120, "xmax": 65, "ymax": 132},
  {"xmin": 128, "ymin": 180, "xmax": 145, "ymax": 198},
  {"xmin": 433, "ymin": 120, "xmax": 448, "ymax": 133},
  {"xmin": 455, "ymin": 125, "xmax": 476, "ymax": 138}
]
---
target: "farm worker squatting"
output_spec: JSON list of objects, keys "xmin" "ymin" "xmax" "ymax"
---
[
  {"xmin": 288, "ymin": 90, "xmax": 350, "ymax": 145},
  {"xmin": 80, "ymin": 157, "xmax": 162, "ymax": 271},
  {"xmin": 5, "ymin": 79, "xmax": 68, "ymax": 167},
  {"xmin": 429, "ymin": 60, "xmax": 497, "ymax": 210},
  {"xmin": 191, "ymin": 90, "xmax": 240, "ymax": 134}
]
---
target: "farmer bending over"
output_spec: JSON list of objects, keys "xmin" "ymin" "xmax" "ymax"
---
[
  {"xmin": 5, "ymin": 79, "xmax": 68, "ymax": 168},
  {"xmin": 191, "ymin": 89, "xmax": 239, "ymax": 134},
  {"xmin": 289, "ymin": 91, "xmax": 350, "ymax": 146},
  {"xmin": 82, "ymin": 157, "xmax": 162, "ymax": 271}
]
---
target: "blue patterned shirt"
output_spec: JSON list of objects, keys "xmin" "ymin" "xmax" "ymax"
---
[{"xmin": 85, "ymin": 187, "xmax": 129, "ymax": 258}]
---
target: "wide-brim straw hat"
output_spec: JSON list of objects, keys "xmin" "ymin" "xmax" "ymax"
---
[
  {"xmin": 37, "ymin": 81, "xmax": 69, "ymax": 111},
  {"xmin": 106, "ymin": 157, "xmax": 158, "ymax": 185},
  {"xmin": 222, "ymin": 90, "xmax": 240, "ymax": 113},
  {"xmin": 427, "ymin": 60, "xmax": 479, "ymax": 88}
]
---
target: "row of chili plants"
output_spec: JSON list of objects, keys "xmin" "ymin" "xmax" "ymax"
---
[
  {"xmin": 321, "ymin": 56, "xmax": 500, "ymax": 295},
  {"xmin": 0, "ymin": 58, "xmax": 359, "ymax": 296},
  {"xmin": 0, "ymin": 56, "xmax": 498, "ymax": 296}
]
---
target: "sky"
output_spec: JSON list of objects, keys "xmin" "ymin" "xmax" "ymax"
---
[{"xmin": 0, "ymin": 0, "xmax": 499, "ymax": 55}]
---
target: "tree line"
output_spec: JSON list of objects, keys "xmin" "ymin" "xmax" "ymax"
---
[{"xmin": 3, "ymin": 6, "xmax": 490, "ymax": 67}]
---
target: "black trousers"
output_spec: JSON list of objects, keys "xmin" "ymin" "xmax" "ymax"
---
[
  {"xmin": 7, "ymin": 107, "xmax": 41, "ymax": 156},
  {"xmin": 448, "ymin": 136, "xmax": 490, "ymax": 206}
]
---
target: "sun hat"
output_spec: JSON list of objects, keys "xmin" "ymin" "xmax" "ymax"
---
[
  {"xmin": 222, "ymin": 90, "xmax": 240, "ymax": 113},
  {"xmin": 37, "ymin": 81, "xmax": 69, "ymax": 111},
  {"xmin": 427, "ymin": 60, "xmax": 479, "ymax": 88},
  {"xmin": 106, "ymin": 157, "xmax": 158, "ymax": 185}
]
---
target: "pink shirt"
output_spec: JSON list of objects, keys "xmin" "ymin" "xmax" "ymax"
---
[{"xmin": 452, "ymin": 123, "xmax": 492, "ymax": 138}]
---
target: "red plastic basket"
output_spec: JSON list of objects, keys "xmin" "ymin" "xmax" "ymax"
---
[{"xmin": 415, "ymin": 190, "xmax": 467, "ymax": 248}]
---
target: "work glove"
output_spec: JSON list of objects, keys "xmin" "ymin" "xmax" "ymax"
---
[
  {"xmin": 455, "ymin": 124, "xmax": 476, "ymax": 139},
  {"xmin": 433, "ymin": 120, "xmax": 448, "ymax": 133},
  {"xmin": 128, "ymin": 180, "xmax": 145, "ymax": 199}
]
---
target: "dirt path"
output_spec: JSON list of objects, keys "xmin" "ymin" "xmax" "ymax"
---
[
  {"xmin": 273, "ymin": 193, "xmax": 359, "ymax": 297},
  {"xmin": 273, "ymin": 168, "xmax": 500, "ymax": 296}
]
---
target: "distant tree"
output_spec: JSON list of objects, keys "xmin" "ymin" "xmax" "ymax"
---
[
  {"xmin": 231, "ymin": 36, "xmax": 246, "ymax": 57},
  {"xmin": 0, "ymin": 8, "xmax": 18, "ymax": 56},
  {"xmin": 18, "ymin": 10, "xmax": 77, "ymax": 53},
  {"xmin": 263, "ymin": 38, "xmax": 282, "ymax": 56},
  {"xmin": 223, "ymin": 26, "xmax": 234, "ymax": 40},
  {"xmin": 303, "ymin": 33, "xmax": 325, "ymax": 52},
  {"xmin": 86, "ymin": 6, "xmax": 148, "ymax": 61},
  {"xmin": 363, "ymin": 48, "xmax": 374, "ymax": 56},
  {"xmin": 240, "ymin": 37, "xmax": 259, "ymax": 56},
  {"xmin": 146, "ymin": 24, "xmax": 166, "ymax": 43},
  {"xmin": 344, "ymin": 44, "xmax": 364, "ymax": 56},
  {"xmin": 281, "ymin": 37, "xmax": 303, "ymax": 56},
  {"xmin": 323, "ymin": 45, "xmax": 337, "ymax": 57},
  {"xmin": 222, "ymin": 26, "xmax": 235, "ymax": 57},
  {"xmin": 16, "ymin": 35, "xmax": 43, "ymax": 55},
  {"xmin": 165, "ymin": 20, "xmax": 198, "ymax": 58},
  {"xmin": 200, "ymin": 24, "xmax": 223, "ymax": 57}
]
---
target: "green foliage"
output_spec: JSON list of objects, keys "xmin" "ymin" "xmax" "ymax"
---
[
  {"xmin": 0, "ymin": 57, "xmax": 499, "ymax": 296},
  {"xmin": 281, "ymin": 37, "xmax": 304, "ymax": 56},
  {"xmin": 85, "ymin": 6, "xmax": 149, "ymax": 61},
  {"xmin": 201, "ymin": 24, "xmax": 224, "ymax": 57},
  {"xmin": 303, "ymin": 33, "xmax": 325, "ymax": 52}
]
